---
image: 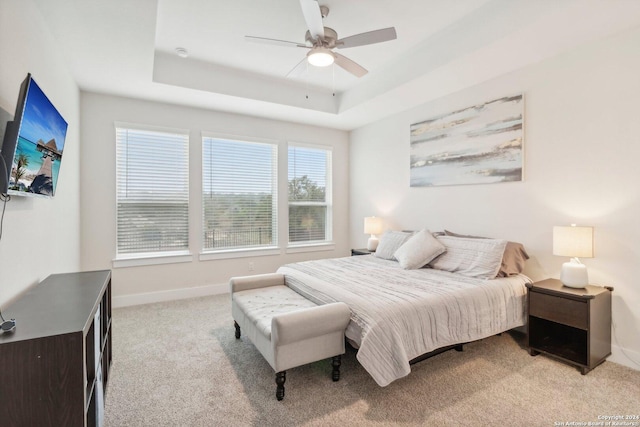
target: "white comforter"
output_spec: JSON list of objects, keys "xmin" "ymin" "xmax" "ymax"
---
[{"xmin": 278, "ymin": 255, "xmax": 531, "ymax": 387}]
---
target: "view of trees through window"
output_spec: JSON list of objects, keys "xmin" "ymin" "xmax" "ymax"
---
[
  {"xmin": 288, "ymin": 145, "xmax": 330, "ymax": 243},
  {"xmin": 288, "ymin": 174, "xmax": 327, "ymax": 242},
  {"xmin": 203, "ymin": 193, "xmax": 274, "ymax": 249},
  {"xmin": 202, "ymin": 137, "xmax": 277, "ymax": 250},
  {"xmin": 201, "ymin": 141, "xmax": 331, "ymax": 250},
  {"xmin": 202, "ymin": 173, "xmax": 329, "ymax": 248}
]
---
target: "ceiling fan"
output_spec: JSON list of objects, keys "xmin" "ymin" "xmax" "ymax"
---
[{"xmin": 245, "ymin": 0, "xmax": 397, "ymax": 78}]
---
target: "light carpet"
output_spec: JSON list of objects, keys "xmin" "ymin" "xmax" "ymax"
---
[{"xmin": 104, "ymin": 294, "xmax": 640, "ymax": 426}]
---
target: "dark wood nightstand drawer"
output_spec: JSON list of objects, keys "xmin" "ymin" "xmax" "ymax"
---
[{"xmin": 529, "ymin": 291, "xmax": 588, "ymax": 330}]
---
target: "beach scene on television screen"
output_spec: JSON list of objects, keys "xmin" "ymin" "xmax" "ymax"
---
[{"xmin": 10, "ymin": 79, "xmax": 67, "ymax": 196}]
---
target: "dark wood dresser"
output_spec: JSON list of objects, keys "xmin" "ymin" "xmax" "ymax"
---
[{"xmin": 0, "ymin": 270, "xmax": 112, "ymax": 426}]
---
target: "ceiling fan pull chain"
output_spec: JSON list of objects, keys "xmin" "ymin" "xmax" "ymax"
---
[{"xmin": 332, "ymin": 64, "xmax": 335, "ymax": 97}]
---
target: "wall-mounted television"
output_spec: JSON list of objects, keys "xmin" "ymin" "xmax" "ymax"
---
[{"xmin": 0, "ymin": 73, "xmax": 68, "ymax": 197}]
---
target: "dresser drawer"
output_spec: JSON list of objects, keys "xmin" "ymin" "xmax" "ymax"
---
[{"xmin": 529, "ymin": 291, "xmax": 588, "ymax": 330}]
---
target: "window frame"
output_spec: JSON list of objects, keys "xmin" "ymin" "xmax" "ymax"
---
[
  {"xmin": 286, "ymin": 141, "xmax": 333, "ymax": 249},
  {"xmin": 113, "ymin": 122, "xmax": 192, "ymax": 267},
  {"xmin": 200, "ymin": 132, "xmax": 280, "ymax": 258}
]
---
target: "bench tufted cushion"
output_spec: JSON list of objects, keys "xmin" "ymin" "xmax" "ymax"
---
[{"xmin": 232, "ymin": 285, "xmax": 317, "ymax": 340}]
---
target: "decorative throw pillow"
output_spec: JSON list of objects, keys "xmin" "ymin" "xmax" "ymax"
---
[
  {"xmin": 444, "ymin": 230, "xmax": 529, "ymax": 277},
  {"xmin": 430, "ymin": 235, "xmax": 507, "ymax": 279},
  {"xmin": 498, "ymin": 242, "xmax": 529, "ymax": 276},
  {"xmin": 393, "ymin": 229, "xmax": 446, "ymax": 270},
  {"xmin": 375, "ymin": 231, "xmax": 413, "ymax": 260}
]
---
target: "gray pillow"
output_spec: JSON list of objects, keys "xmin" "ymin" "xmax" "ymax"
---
[
  {"xmin": 375, "ymin": 231, "xmax": 413, "ymax": 260},
  {"xmin": 393, "ymin": 229, "xmax": 446, "ymax": 269},
  {"xmin": 444, "ymin": 230, "xmax": 529, "ymax": 277},
  {"xmin": 430, "ymin": 235, "xmax": 507, "ymax": 279}
]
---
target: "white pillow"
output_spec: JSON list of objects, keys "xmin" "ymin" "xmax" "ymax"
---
[
  {"xmin": 429, "ymin": 236, "xmax": 507, "ymax": 279},
  {"xmin": 375, "ymin": 231, "xmax": 413, "ymax": 260},
  {"xmin": 393, "ymin": 229, "xmax": 446, "ymax": 269}
]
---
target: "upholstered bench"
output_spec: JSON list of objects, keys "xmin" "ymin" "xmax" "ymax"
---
[{"xmin": 230, "ymin": 273, "xmax": 350, "ymax": 400}]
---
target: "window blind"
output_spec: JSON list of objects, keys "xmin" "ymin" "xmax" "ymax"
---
[
  {"xmin": 288, "ymin": 144, "xmax": 332, "ymax": 244},
  {"xmin": 115, "ymin": 127, "xmax": 189, "ymax": 255},
  {"xmin": 202, "ymin": 137, "xmax": 277, "ymax": 251}
]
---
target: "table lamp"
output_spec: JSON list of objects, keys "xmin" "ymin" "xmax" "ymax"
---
[
  {"xmin": 553, "ymin": 225, "xmax": 594, "ymax": 288},
  {"xmin": 364, "ymin": 216, "xmax": 384, "ymax": 251}
]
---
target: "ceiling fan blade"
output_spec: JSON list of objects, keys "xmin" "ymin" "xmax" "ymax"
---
[
  {"xmin": 286, "ymin": 57, "xmax": 309, "ymax": 78},
  {"xmin": 245, "ymin": 35, "xmax": 307, "ymax": 48},
  {"xmin": 336, "ymin": 27, "xmax": 397, "ymax": 49},
  {"xmin": 334, "ymin": 53, "xmax": 368, "ymax": 77},
  {"xmin": 299, "ymin": 0, "xmax": 325, "ymax": 41}
]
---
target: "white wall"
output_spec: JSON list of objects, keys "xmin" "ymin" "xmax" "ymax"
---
[
  {"xmin": 0, "ymin": 0, "xmax": 81, "ymax": 306},
  {"xmin": 349, "ymin": 26, "xmax": 640, "ymax": 370},
  {"xmin": 80, "ymin": 93, "xmax": 349, "ymax": 305}
]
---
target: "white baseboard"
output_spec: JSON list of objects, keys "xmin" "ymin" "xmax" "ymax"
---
[
  {"xmin": 113, "ymin": 283, "xmax": 229, "ymax": 308},
  {"xmin": 608, "ymin": 343, "xmax": 640, "ymax": 371}
]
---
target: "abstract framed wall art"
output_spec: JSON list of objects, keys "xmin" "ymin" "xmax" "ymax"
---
[{"xmin": 410, "ymin": 94, "xmax": 524, "ymax": 187}]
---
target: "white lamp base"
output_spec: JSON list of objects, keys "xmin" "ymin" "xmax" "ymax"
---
[
  {"xmin": 367, "ymin": 236, "xmax": 379, "ymax": 251},
  {"xmin": 560, "ymin": 259, "xmax": 588, "ymax": 288}
]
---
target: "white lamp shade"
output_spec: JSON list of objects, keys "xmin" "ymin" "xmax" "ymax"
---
[
  {"xmin": 553, "ymin": 226, "xmax": 594, "ymax": 258},
  {"xmin": 364, "ymin": 217, "xmax": 384, "ymax": 235}
]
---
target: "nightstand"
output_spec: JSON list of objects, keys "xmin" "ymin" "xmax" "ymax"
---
[
  {"xmin": 526, "ymin": 278, "xmax": 613, "ymax": 374},
  {"xmin": 351, "ymin": 248, "xmax": 374, "ymax": 256}
]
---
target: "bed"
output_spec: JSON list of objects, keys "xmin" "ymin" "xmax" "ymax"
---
[{"xmin": 277, "ymin": 231, "xmax": 533, "ymax": 387}]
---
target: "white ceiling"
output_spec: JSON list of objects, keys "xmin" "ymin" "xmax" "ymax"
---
[{"xmin": 32, "ymin": 0, "xmax": 640, "ymax": 130}]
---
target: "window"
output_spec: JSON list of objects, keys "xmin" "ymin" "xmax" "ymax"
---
[
  {"xmin": 288, "ymin": 144, "xmax": 332, "ymax": 244},
  {"xmin": 202, "ymin": 136, "xmax": 277, "ymax": 251},
  {"xmin": 115, "ymin": 126, "xmax": 189, "ymax": 256}
]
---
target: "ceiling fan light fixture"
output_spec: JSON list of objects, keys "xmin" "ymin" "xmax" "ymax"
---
[{"xmin": 307, "ymin": 47, "xmax": 335, "ymax": 67}]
